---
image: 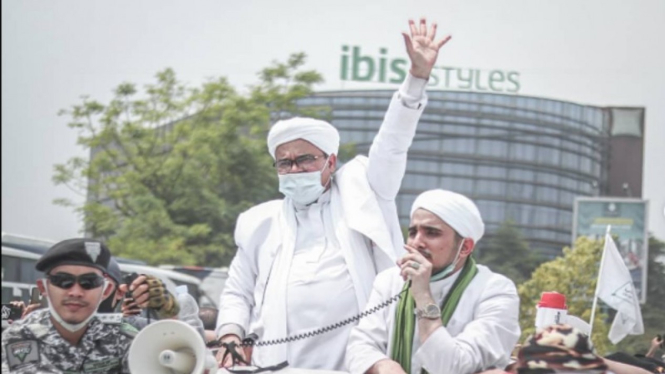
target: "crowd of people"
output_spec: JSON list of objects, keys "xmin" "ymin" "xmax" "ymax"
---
[{"xmin": 2, "ymin": 18, "xmax": 663, "ymax": 374}]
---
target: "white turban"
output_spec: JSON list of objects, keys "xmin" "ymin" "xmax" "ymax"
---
[
  {"xmin": 267, "ymin": 117, "xmax": 340, "ymax": 159},
  {"xmin": 410, "ymin": 189, "xmax": 485, "ymax": 243}
]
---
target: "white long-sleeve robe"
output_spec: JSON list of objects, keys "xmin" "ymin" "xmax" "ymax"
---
[
  {"xmin": 216, "ymin": 74, "xmax": 428, "ymax": 369},
  {"xmin": 345, "ymin": 265, "xmax": 521, "ymax": 374}
]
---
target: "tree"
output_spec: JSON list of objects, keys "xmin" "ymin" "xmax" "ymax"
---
[
  {"xmin": 518, "ymin": 237, "xmax": 612, "ymax": 355},
  {"xmin": 615, "ymin": 236, "xmax": 665, "ymax": 355},
  {"xmin": 477, "ymin": 220, "xmax": 544, "ymax": 285},
  {"xmin": 53, "ymin": 53, "xmax": 326, "ymax": 267}
]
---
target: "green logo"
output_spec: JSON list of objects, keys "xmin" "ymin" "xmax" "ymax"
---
[
  {"xmin": 10, "ymin": 342, "xmax": 32, "ymax": 363},
  {"xmin": 340, "ymin": 45, "xmax": 520, "ymax": 93}
]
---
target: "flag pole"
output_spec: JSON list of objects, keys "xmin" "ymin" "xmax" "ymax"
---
[{"xmin": 589, "ymin": 225, "xmax": 611, "ymax": 337}]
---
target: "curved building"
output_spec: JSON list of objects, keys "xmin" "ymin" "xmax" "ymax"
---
[{"xmin": 297, "ymin": 90, "xmax": 644, "ymax": 257}]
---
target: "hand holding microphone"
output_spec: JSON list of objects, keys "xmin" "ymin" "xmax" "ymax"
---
[{"xmin": 397, "ymin": 244, "xmax": 434, "ymax": 304}]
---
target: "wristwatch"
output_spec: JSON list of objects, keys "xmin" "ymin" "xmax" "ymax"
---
[{"xmin": 415, "ymin": 303, "xmax": 441, "ymax": 320}]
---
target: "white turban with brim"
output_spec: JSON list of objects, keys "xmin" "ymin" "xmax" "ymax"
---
[
  {"xmin": 410, "ymin": 189, "xmax": 485, "ymax": 243},
  {"xmin": 267, "ymin": 117, "xmax": 340, "ymax": 159}
]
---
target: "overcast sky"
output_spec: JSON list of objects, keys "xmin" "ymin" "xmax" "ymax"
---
[{"xmin": 2, "ymin": 0, "xmax": 664, "ymax": 243}]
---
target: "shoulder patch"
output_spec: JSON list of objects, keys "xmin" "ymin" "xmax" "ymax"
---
[
  {"xmin": 5, "ymin": 340, "xmax": 40, "ymax": 370},
  {"xmin": 26, "ymin": 323, "xmax": 50, "ymax": 339},
  {"xmin": 119, "ymin": 322, "xmax": 139, "ymax": 338}
]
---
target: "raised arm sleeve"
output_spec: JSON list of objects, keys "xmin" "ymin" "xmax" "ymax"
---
[{"xmin": 367, "ymin": 73, "xmax": 428, "ymax": 201}]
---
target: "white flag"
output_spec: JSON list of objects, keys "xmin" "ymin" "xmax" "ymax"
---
[{"xmin": 596, "ymin": 232, "xmax": 644, "ymax": 344}]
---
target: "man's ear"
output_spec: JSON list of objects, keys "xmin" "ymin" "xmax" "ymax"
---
[
  {"xmin": 460, "ymin": 238, "xmax": 475, "ymax": 257},
  {"xmin": 329, "ymin": 154, "xmax": 338, "ymax": 173},
  {"xmin": 36, "ymin": 279, "xmax": 46, "ymax": 294},
  {"xmin": 102, "ymin": 281, "xmax": 115, "ymax": 299}
]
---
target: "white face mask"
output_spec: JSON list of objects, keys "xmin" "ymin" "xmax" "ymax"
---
[
  {"xmin": 430, "ymin": 239, "xmax": 465, "ymax": 282},
  {"xmin": 278, "ymin": 157, "xmax": 331, "ymax": 205},
  {"xmin": 42, "ymin": 279, "xmax": 110, "ymax": 332}
]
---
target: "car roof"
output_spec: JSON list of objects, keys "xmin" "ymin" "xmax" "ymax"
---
[
  {"xmin": 1, "ymin": 232, "xmax": 54, "ymax": 255},
  {"xmin": 1, "ymin": 232, "xmax": 146, "ymax": 265},
  {"xmin": 159, "ymin": 264, "xmax": 228, "ymax": 272},
  {"xmin": 1, "ymin": 246, "xmax": 42, "ymax": 260},
  {"xmin": 120, "ymin": 263, "xmax": 201, "ymax": 284}
]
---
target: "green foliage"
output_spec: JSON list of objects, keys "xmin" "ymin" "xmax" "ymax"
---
[
  {"xmin": 54, "ymin": 54, "xmax": 325, "ymax": 266},
  {"xmin": 477, "ymin": 220, "xmax": 544, "ymax": 285},
  {"xmin": 337, "ymin": 143, "xmax": 359, "ymax": 163},
  {"xmin": 518, "ymin": 237, "xmax": 612, "ymax": 355},
  {"xmin": 615, "ymin": 236, "xmax": 665, "ymax": 355}
]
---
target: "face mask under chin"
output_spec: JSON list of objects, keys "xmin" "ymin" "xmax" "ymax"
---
[
  {"xmin": 430, "ymin": 239, "xmax": 465, "ymax": 282},
  {"xmin": 43, "ymin": 279, "xmax": 110, "ymax": 332}
]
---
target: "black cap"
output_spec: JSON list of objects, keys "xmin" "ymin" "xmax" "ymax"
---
[
  {"xmin": 106, "ymin": 257, "xmax": 122, "ymax": 286},
  {"xmin": 36, "ymin": 238, "xmax": 111, "ymax": 274}
]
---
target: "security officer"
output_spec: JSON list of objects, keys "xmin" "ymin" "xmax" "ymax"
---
[{"xmin": 2, "ymin": 238, "xmax": 135, "ymax": 373}]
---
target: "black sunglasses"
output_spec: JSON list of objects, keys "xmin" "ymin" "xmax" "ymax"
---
[{"xmin": 47, "ymin": 272, "xmax": 106, "ymax": 290}]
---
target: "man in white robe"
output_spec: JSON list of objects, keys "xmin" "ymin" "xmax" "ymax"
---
[
  {"xmin": 346, "ymin": 189, "xmax": 521, "ymax": 374},
  {"xmin": 215, "ymin": 19, "xmax": 452, "ymax": 370}
]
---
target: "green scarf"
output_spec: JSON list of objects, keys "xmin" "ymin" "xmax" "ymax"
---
[{"xmin": 390, "ymin": 257, "xmax": 478, "ymax": 374}]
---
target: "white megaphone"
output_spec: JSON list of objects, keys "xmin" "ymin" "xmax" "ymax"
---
[{"xmin": 129, "ymin": 319, "xmax": 217, "ymax": 374}]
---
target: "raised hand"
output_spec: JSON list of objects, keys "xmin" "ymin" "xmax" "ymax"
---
[{"xmin": 402, "ymin": 18, "xmax": 451, "ymax": 80}]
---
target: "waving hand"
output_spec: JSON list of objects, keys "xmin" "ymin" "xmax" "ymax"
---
[{"xmin": 402, "ymin": 18, "xmax": 451, "ymax": 79}]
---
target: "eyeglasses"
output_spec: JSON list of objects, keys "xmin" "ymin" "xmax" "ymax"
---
[
  {"xmin": 47, "ymin": 272, "xmax": 106, "ymax": 290},
  {"xmin": 273, "ymin": 154, "xmax": 326, "ymax": 174}
]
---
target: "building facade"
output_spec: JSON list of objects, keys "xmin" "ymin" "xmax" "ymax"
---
[{"xmin": 297, "ymin": 90, "xmax": 644, "ymax": 258}]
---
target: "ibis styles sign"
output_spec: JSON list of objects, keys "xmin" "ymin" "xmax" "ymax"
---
[{"xmin": 340, "ymin": 45, "xmax": 521, "ymax": 93}]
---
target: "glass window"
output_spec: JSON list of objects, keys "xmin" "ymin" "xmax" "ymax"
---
[
  {"xmin": 537, "ymin": 146, "xmax": 554, "ymax": 165},
  {"xmin": 408, "ymin": 174, "xmax": 438, "ymax": 189},
  {"xmin": 2, "ymin": 256, "xmax": 19, "ymax": 282},
  {"xmin": 561, "ymin": 151, "xmax": 578, "ymax": 169},
  {"xmin": 477, "ymin": 165, "xmax": 505, "ymax": 178},
  {"xmin": 442, "ymin": 177, "xmax": 473, "ymax": 193},
  {"xmin": 19, "ymin": 258, "xmax": 39, "ymax": 283},
  {"xmin": 536, "ymin": 173, "xmax": 558, "ymax": 186},
  {"xmin": 451, "ymin": 163, "xmax": 473, "ymax": 176},
  {"xmin": 559, "ymin": 210, "xmax": 573, "ymax": 226},
  {"xmin": 579, "ymin": 157, "xmax": 592, "ymax": 174},
  {"xmin": 397, "ymin": 195, "xmax": 414, "ymax": 217},
  {"xmin": 476, "ymin": 200, "xmax": 505, "ymax": 223},
  {"xmin": 536, "ymin": 187, "xmax": 559, "ymax": 204},
  {"xmin": 579, "ymin": 181, "xmax": 593, "ymax": 195},
  {"xmin": 592, "ymin": 161, "xmax": 601, "ymax": 177},
  {"xmin": 476, "ymin": 180, "xmax": 506, "ymax": 196},
  {"xmin": 508, "ymin": 168, "xmax": 534, "ymax": 182},
  {"xmin": 477, "ymin": 140, "xmax": 508, "ymax": 158},
  {"xmin": 442, "ymin": 162, "xmax": 472, "ymax": 176},
  {"xmin": 559, "ymin": 190, "xmax": 576, "ymax": 205},
  {"xmin": 507, "ymin": 182, "xmax": 534, "ymax": 200},
  {"xmin": 511, "ymin": 144, "xmax": 536, "ymax": 161}
]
